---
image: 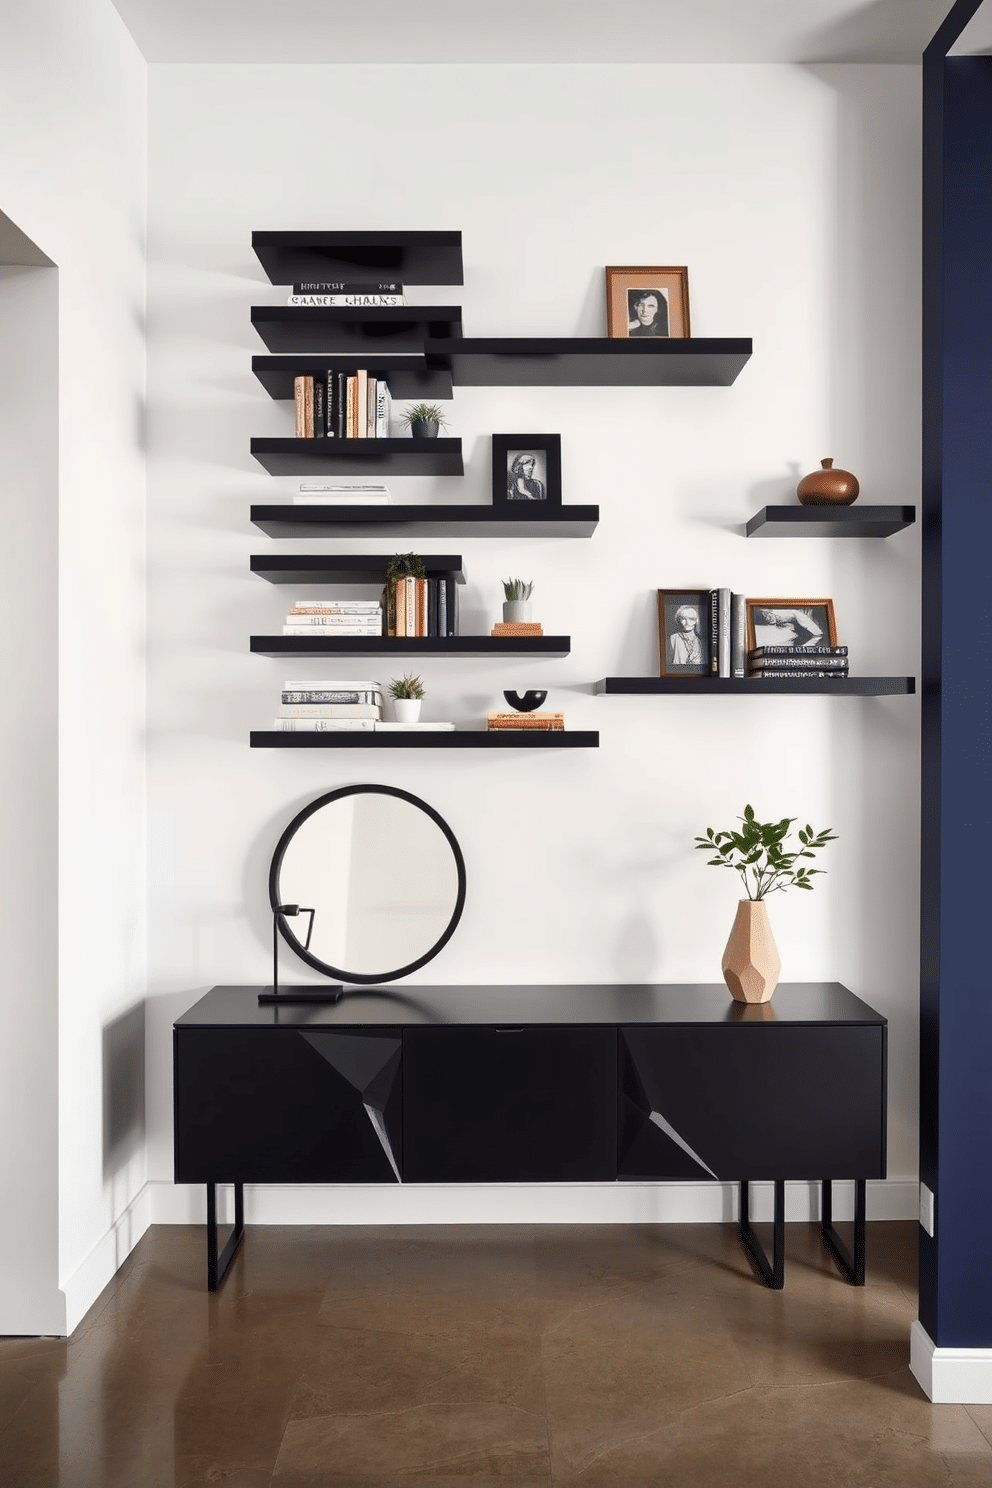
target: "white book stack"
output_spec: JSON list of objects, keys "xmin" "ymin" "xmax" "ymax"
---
[
  {"xmin": 274, "ymin": 678, "xmax": 384, "ymax": 731},
  {"xmin": 282, "ymin": 599, "xmax": 383, "ymax": 637},
  {"xmin": 293, "ymin": 483, "xmax": 392, "ymax": 505}
]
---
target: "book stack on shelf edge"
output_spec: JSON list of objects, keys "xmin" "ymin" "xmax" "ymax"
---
[
  {"xmin": 491, "ymin": 621, "xmax": 545, "ymax": 638},
  {"xmin": 275, "ymin": 680, "xmax": 383, "ymax": 731},
  {"xmin": 282, "ymin": 599, "xmax": 383, "ymax": 638},
  {"xmin": 287, "ymin": 280, "xmax": 407, "ymax": 307},
  {"xmin": 293, "ymin": 483, "xmax": 391, "ymax": 505},
  {"xmin": 748, "ymin": 645, "xmax": 850, "ymax": 679},
  {"xmin": 386, "ymin": 576, "xmax": 459, "ymax": 638},
  {"xmin": 487, "ymin": 711, "xmax": 565, "ymax": 731}
]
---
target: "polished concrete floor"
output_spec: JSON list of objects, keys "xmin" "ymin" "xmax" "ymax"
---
[{"xmin": 1, "ymin": 1220, "xmax": 991, "ymax": 1486}]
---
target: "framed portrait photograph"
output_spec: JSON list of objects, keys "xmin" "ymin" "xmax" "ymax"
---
[
  {"xmin": 745, "ymin": 598, "xmax": 839, "ymax": 653},
  {"xmin": 491, "ymin": 434, "xmax": 562, "ymax": 512},
  {"xmin": 657, "ymin": 590, "xmax": 711, "ymax": 677},
  {"xmin": 606, "ymin": 266, "xmax": 691, "ymax": 339}
]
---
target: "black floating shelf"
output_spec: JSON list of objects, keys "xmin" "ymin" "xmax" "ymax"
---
[
  {"xmin": 252, "ymin": 231, "xmax": 464, "ymax": 287},
  {"xmin": 250, "ymin": 439, "xmax": 464, "ymax": 477},
  {"xmin": 251, "ymin": 555, "xmax": 466, "ymax": 585},
  {"xmin": 251, "ymin": 306, "xmax": 462, "ymax": 353},
  {"xmin": 250, "ymin": 503, "xmax": 599, "ymax": 538},
  {"xmin": 596, "ymin": 677, "xmax": 916, "ymax": 696},
  {"xmin": 251, "ymin": 636, "xmax": 572, "ymax": 658},
  {"xmin": 250, "ymin": 730, "xmax": 598, "ymax": 749},
  {"xmin": 252, "ymin": 355, "xmax": 453, "ymax": 402},
  {"xmin": 746, "ymin": 505, "xmax": 917, "ymax": 538},
  {"xmin": 422, "ymin": 337, "xmax": 752, "ymax": 388}
]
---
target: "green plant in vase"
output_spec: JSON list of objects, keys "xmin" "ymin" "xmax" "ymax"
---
[
  {"xmin": 502, "ymin": 577, "xmax": 534, "ymax": 623},
  {"xmin": 400, "ymin": 402, "xmax": 449, "ymax": 438},
  {"xmin": 694, "ymin": 806, "xmax": 837, "ymax": 1003},
  {"xmin": 388, "ymin": 672, "xmax": 426, "ymax": 724}
]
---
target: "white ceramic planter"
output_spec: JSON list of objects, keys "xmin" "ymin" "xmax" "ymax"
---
[
  {"xmin": 393, "ymin": 698, "xmax": 422, "ymax": 723},
  {"xmin": 503, "ymin": 600, "xmax": 532, "ymax": 623}
]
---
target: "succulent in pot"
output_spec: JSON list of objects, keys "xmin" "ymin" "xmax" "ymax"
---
[
  {"xmin": 400, "ymin": 402, "xmax": 449, "ymax": 438},
  {"xmin": 502, "ymin": 577, "xmax": 534, "ymax": 623},
  {"xmin": 388, "ymin": 672, "xmax": 425, "ymax": 723}
]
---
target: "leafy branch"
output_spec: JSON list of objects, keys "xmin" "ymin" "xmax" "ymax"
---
[{"xmin": 694, "ymin": 805, "xmax": 837, "ymax": 900}]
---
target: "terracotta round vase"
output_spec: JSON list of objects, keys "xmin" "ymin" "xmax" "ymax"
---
[
  {"xmin": 721, "ymin": 899, "xmax": 781, "ymax": 1004},
  {"xmin": 796, "ymin": 458, "xmax": 860, "ymax": 507}
]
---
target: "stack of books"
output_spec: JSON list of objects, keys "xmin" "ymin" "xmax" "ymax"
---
[
  {"xmin": 491, "ymin": 621, "xmax": 544, "ymax": 638},
  {"xmin": 287, "ymin": 280, "xmax": 407, "ymax": 307},
  {"xmin": 293, "ymin": 483, "xmax": 391, "ymax": 505},
  {"xmin": 487, "ymin": 711, "xmax": 565, "ymax": 731},
  {"xmin": 293, "ymin": 371, "xmax": 391, "ymax": 440},
  {"xmin": 386, "ymin": 577, "xmax": 459, "ymax": 638},
  {"xmin": 275, "ymin": 680, "xmax": 383, "ymax": 732},
  {"xmin": 282, "ymin": 600, "xmax": 383, "ymax": 638},
  {"xmin": 748, "ymin": 646, "xmax": 849, "ymax": 679}
]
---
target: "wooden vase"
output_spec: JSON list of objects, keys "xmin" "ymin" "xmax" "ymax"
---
[
  {"xmin": 797, "ymin": 457, "xmax": 860, "ymax": 506},
  {"xmin": 721, "ymin": 899, "xmax": 781, "ymax": 1003}
]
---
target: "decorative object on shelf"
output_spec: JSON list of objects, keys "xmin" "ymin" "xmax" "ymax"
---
[
  {"xmin": 694, "ymin": 806, "xmax": 838, "ymax": 1002},
  {"xmin": 260, "ymin": 903, "xmax": 328, "ymax": 1004},
  {"xmin": 492, "ymin": 622, "xmax": 545, "ymax": 637},
  {"xmin": 383, "ymin": 552, "xmax": 426, "ymax": 637},
  {"xmin": 797, "ymin": 458, "xmax": 860, "ymax": 507},
  {"xmin": 389, "ymin": 672, "xmax": 426, "ymax": 723},
  {"xmin": 502, "ymin": 577, "xmax": 534, "ymax": 623},
  {"xmin": 492, "ymin": 434, "xmax": 562, "ymax": 512},
  {"xmin": 657, "ymin": 590, "xmax": 711, "ymax": 677},
  {"xmin": 745, "ymin": 598, "xmax": 838, "ymax": 654},
  {"xmin": 400, "ymin": 401, "xmax": 449, "ymax": 438},
  {"xmin": 503, "ymin": 689, "xmax": 548, "ymax": 712},
  {"xmin": 265, "ymin": 782, "xmax": 466, "ymax": 995},
  {"xmin": 488, "ymin": 710, "xmax": 565, "ymax": 731},
  {"xmin": 605, "ymin": 266, "xmax": 690, "ymax": 339}
]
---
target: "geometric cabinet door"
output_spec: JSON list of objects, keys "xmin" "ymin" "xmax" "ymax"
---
[
  {"xmin": 174, "ymin": 1026, "xmax": 402, "ymax": 1184},
  {"xmin": 618, "ymin": 1024, "xmax": 886, "ymax": 1182}
]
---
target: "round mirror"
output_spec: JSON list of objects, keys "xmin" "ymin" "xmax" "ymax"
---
[{"xmin": 269, "ymin": 784, "xmax": 466, "ymax": 985}]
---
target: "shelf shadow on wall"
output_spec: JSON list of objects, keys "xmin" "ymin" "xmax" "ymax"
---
[{"xmin": 102, "ymin": 1002, "xmax": 146, "ymax": 1180}]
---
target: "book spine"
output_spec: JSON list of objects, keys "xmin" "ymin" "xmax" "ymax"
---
[
  {"xmin": 336, "ymin": 371, "xmax": 347, "ymax": 439},
  {"xmin": 282, "ymin": 625, "xmax": 382, "ymax": 636},
  {"xmin": 394, "ymin": 577, "xmax": 407, "ymax": 637},
  {"xmin": 405, "ymin": 578, "xmax": 417, "ymax": 638},
  {"xmin": 345, "ymin": 377, "xmax": 355, "ymax": 439},
  {"xmin": 366, "ymin": 377, "xmax": 377, "ymax": 438},
  {"xmin": 286, "ymin": 294, "xmax": 406, "ymax": 306},
  {"xmin": 294, "ymin": 376, "xmax": 306, "ymax": 438},
  {"xmin": 731, "ymin": 593, "xmax": 746, "ymax": 678},
  {"xmin": 290, "ymin": 602, "xmax": 382, "ymax": 614},
  {"xmin": 325, "ymin": 371, "xmax": 335, "ymax": 439},
  {"xmin": 749, "ymin": 654, "xmax": 850, "ymax": 670},
  {"xmin": 283, "ymin": 615, "xmax": 383, "ymax": 628},
  {"xmin": 313, "ymin": 377, "xmax": 325, "ymax": 438},
  {"xmin": 748, "ymin": 669, "xmax": 849, "ymax": 680},
  {"xmin": 282, "ymin": 691, "xmax": 383, "ymax": 704},
  {"xmin": 278, "ymin": 704, "xmax": 382, "ymax": 719},
  {"xmin": 416, "ymin": 577, "xmax": 427, "ymax": 637},
  {"xmin": 355, "ymin": 370, "xmax": 368, "ymax": 439},
  {"xmin": 375, "ymin": 379, "xmax": 389, "ymax": 438},
  {"xmin": 708, "ymin": 590, "xmax": 719, "ymax": 674},
  {"xmin": 750, "ymin": 645, "xmax": 848, "ymax": 657},
  {"xmin": 718, "ymin": 588, "xmax": 731, "ymax": 678},
  {"xmin": 293, "ymin": 280, "xmax": 403, "ymax": 294},
  {"xmin": 274, "ymin": 718, "xmax": 376, "ymax": 731},
  {"xmin": 304, "ymin": 376, "xmax": 315, "ymax": 437},
  {"xmin": 438, "ymin": 580, "xmax": 447, "ymax": 638}
]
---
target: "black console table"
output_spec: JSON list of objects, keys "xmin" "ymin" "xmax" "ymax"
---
[{"xmin": 173, "ymin": 983, "xmax": 886, "ymax": 1291}]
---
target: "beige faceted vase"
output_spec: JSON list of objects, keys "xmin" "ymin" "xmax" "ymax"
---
[{"xmin": 722, "ymin": 899, "xmax": 781, "ymax": 1004}]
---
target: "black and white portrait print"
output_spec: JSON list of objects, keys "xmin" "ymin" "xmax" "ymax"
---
[
  {"xmin": 658, "ymin": 590, "xmax": 711, "ymax": 677},
  {"xmin": 627, "ymin": 286, "xmax": 670, "ymax": 338},
  {"xmin": 506, "ymin": 449, "xmax": 547, "ymax": 502}
]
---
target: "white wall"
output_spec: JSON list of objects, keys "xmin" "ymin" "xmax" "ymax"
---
[
  {"xmin": 0, "ymin": 0, "xmax": 148, "ymax": 1330},
  {"xmin": 146, "ymin": 62, "xmax": 921, "ymax": 1222}
]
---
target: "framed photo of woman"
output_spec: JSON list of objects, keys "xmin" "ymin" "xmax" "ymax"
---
[
  {"xmin": 657, "ymin": 590, "xmax": 711, "ymax": 677},
  {"xmin": 491, "ymin": 434, "xmax": 562, "ymax": 512},
  {"xmin": 606, "ymin": 267, "xmax": 691, "ymax": 339}
]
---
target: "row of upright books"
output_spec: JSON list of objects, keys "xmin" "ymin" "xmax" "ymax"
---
[
  {"xmin": 273, "ymin": 680, "xmax": 453, "ymax": 732},
  {"xmin": 384, "ymin": 577, "xmax": 459, "ymax": 638},
  {"xmin": 294, "ymin": 370, "xmax": 391, "ymax": 440}
]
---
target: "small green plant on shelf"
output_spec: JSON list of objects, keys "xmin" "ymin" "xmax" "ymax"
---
[
  {"xmin": 388, "ymin": 673, "xmax": 426, "ymax": 700},
  {"xmin": 694, "ymin": 805, "xmax": 837, "ymax": 899},
  {"xmin": 502, "ymin": 578, "xmax": 534, "ymax": 601},
  {"xmin": 399, "ymin": 402, "xmax": 449, "ymax": 436}
]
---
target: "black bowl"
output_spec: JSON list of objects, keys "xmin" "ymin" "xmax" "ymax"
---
[{"xmin": 503, "ymin": 689, "xmax": 548, "ymax": 713}]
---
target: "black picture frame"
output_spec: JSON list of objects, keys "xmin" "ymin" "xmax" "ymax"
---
[
  {"xmin": 657, "ymin": 590, "xmax": 712, "ymax": 677},
  {"xmin": 491, "ymin": 434, "xmax": 562, "ymax": 512}
]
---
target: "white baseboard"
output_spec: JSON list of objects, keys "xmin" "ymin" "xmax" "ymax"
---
[
  {"xmin": 149, "ymin": 1177, "xmax": 919, "ymax": 1228},
  {"xmin": 62, "ymin": 1183, "xmax": 152, "ymax": 1335},
  {"xmin": 910, "ymin": 1320, "xmax": 992, "ymax": 1404}
]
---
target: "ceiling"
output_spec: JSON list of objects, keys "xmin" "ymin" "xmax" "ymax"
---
[{"xmin": 108, "ymin": 0, "xmax": 989, "ymax": 65}]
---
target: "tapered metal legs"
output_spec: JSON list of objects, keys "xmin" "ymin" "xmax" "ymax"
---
[
  {"xmin": 206, "ymin": 1183, "xmax": 245, "ymax": 1291},
  {"xmin": 739, "ymin": 1178, "xmax": 785, "ymax": 1288},
  {"xmin": 821, "ymin": 1177, "xmax": 866, "ymax": 1285}
]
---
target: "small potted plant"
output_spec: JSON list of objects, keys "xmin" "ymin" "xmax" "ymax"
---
[
  {"xmin": 694, "ymin": 807, "xmax": 837, "ymax": 1003},
  {"xmin": 388, "ymin": 672, "xmax": 425, "ymax": 723},
  {"xmin": 502, "ymin": 578, "xmax": 534, "ymax": 623},
  {"xmin": 400, "ymin": 402, "xmax": 449, "ymax": 439}
]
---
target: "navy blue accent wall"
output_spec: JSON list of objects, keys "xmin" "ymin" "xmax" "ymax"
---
[{"xmin": 920, "ymin": 30, "xmax": 992, "ymax": 1346}]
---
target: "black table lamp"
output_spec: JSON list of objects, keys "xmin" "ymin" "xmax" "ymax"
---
[{"xmin": 257, "ymin": 904, "xmax": 344, "ymax": 1005}]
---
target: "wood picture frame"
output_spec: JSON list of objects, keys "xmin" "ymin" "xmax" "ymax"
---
[
  {"xmin": 745, "ymin": 598, "xmax": 839, "ymax": 654},
  {"xmin": 657, "ymin": 590, "xmax": 711, "ymax": 677},
  {"xmin": 491, "ymin": 434, "xmax": 562, "ymax": 512},
  {"xmin": 606, "ymin": 266, "xmax": 691, "ymax": 339}
]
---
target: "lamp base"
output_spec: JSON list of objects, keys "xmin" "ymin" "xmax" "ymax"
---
[{"xmin": 258, "ymin": 984, "xmax": 345, "ymax": 1005}]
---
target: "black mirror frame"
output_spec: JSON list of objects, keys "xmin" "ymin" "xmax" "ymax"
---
[{"xmin": 268, "ymin": 783, "xmax": 467, "ymax": 986}]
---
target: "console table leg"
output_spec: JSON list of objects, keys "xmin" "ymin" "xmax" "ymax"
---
[
  {"xmin": 820, "ymin": 1178, "xmax": 866, "ymax": 1285},
  {"xmin": 206, "ymin": 1182, "xmax": 245, "ymax": 1292},
  {"xmin": 739, "ymin": 1178, "xmax": 785, "ymax": 1289}
]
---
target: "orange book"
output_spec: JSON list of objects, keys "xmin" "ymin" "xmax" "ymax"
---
[
  {"xmin": 416, "ymin": 578, "xmax": 427, "ymax": 636},
  {"xmin": 294, "ymin": 376, "xmax": 306, "ymax": 438},
  {"xmin": 303, "ymin": 376, "xmax": 315, "ymax": 437}
]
